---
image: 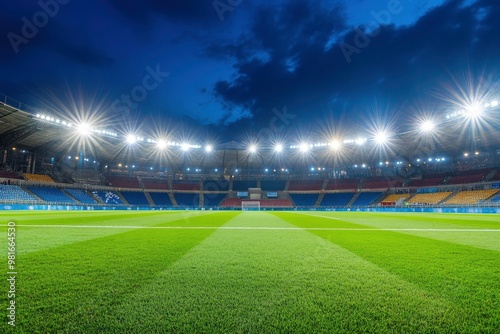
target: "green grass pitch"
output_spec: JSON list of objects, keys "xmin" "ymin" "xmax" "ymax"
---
[{"xmin": 1, "ymin": 210, "xmax": 499, "ymax": 333}]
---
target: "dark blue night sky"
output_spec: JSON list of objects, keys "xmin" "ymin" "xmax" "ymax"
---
[{"xmin": 1, "ymin": 0, "xmax": 499, "ymax": 142}]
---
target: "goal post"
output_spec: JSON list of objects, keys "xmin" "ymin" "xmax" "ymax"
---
[{"xmin": 242, "ymin": 200, "xmax": 260, "ymax": 211}]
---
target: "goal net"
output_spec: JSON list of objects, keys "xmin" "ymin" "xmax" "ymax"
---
[{"xmin": 242, "ymin": 201, "xmax": 260, "ymax": 211}]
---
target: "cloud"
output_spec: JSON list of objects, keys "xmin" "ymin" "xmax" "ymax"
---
[{"xmin": 209, "ymin": 0, "xmax": 500, "ymax": 136}]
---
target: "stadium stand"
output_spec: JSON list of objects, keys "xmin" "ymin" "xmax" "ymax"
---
[
  {"xmin": 409, "ymin": 177, "xmax": 444, "ymax": 187},
  {"xmin": 149, "ymin": 192, "xmax": 173, "ymax": 206},
  {"xmin": 24, "ymin": 173, "xmax": 55, "ymax": 183},
  {"xmin": 446, "ymin": 174, "xmax": 485, "ymax": 185},
  {"xmin": 260, "ymin": 199, "xmax": 293, "ymax": 207},
  {"xmin": 489, "ymin": 170, "xmax": 500, "ymax": 181},
  {"xmin": 106, "ymin": 175, "xmax": 141, "ymax": 188},
  {"xmin": 407, "ymin": 192, "xmax": 452, "ymax": 205},
  {"xmin": 0, "ymin": 185, "xmax": 37, "ymax": 201},
  {"xmin": 203, "ymin": 179, "xmax": 229, "ymax": 191},
  {"xmin": 260, "ymin": 180, "xmax": 287, "ymax": 191},
  {"xmin": 489, "ymin": 194, "xmax": 500, "ymax": 202},
  {"xmin": 288, "ymin": 180, "xmax": 323, "ymax": 191},
  {"xmin": 64, "ymin": 188, "xmax": 97, "ymax": 204},
  {"xmin": 172, "ymin": 180, "xmax": 200, "ymax": 191},
  {"xmin": 289, "ymin": 193, "xmax": 319, "ymax": 207},
  {"xmin": 362, "ymin": 177, "xmax": 403, "ymax": 189},
  {"xmin": 380, "ymin": 194, "xmax": 410, "ymax": 206},
  {"xmin": 0, "ymin": 170, "xmax": 22, "ymax": 179},
  {"xmin": 325, "ymin": 178, "xmax": 359, "ymax": 191},
  {"xmin": 444, "ymin": 189, "xmax": 499, "ymax": 205},
  {"xmin": 174, "ymin": 193, "xmax": 199, "ymax": 207},
  {"xmin": 319, "ymin": 193, "xmax": 354, "ymax": 207},
  {"xmin": 92, "ymin": 190, "xmax": 123, "ymax": 204},
  {"xmin": 142, "ymin": 177, "xmax": 169, "ymax": 190},
  {"xmin": 121, "ymin": 191, "xmax": 149, "ymax": 205},
  {"xmin": 220, "ymin": 198, "xmax": 242, "ymax": 207},
  {"xmin": 203, "ymin": 193, "xmax": 227, "ymax": 207},
  {"xmin": 351, "ymin": 192, "xmax": 383, "ymax": 206},
  {"xmin": 28, "ymin": 187, "xmax": 75, "ymax": 203},
  {"xmin": 232, "ymin": 180, "xmax": 258, "ymax": 191}
]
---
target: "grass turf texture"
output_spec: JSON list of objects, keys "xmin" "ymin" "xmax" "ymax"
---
[{"xmin": 0, "ymin": 211, "xmax": 498, "ymax": 333}]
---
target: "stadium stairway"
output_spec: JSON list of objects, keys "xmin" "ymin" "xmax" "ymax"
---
[
  {"xmin": 137, "ymin": 176, "xmax": 146, "ymax": 189},
  {"xmin": 116, "ymin": 191, "xmax": 129, "ymax": 205},
  {"xmin": 284, "ymin": 180, "xmax": 290, "ymax": 191},
  {"xmin": 321, "ymin": 179, "xmax": 329, "ymax": 190},
  {"xmin": 346, "ymin": 192, "xmax": 360, "ymax": 207},
  {"xmin": 440, "ymin": 190, "xmax": 459, "ymax": 204},
  {"xmin": 61, "ymin": 189, "xmax": 81, "ymax": 204},
  {"xmin": 314, "ymin": 193, "xmax": 324, "ymax": 208},
  {"xmin": 484, "ymin": 169, "xmax": 497, "ymax": 181},
  {"xmin": 90, "ymin": 191, "xmax": 104, "ymax": 204},
  {"xmin": 168, "ymin": 193, "xmax": 178, "ymax": 207},
  {"xmin": 144, "ymin": 192, "xmax": 155, "ymax": 206},
  {"xmin": 21, "ymin": 187, "xmax": 42, "ymax": 201}
]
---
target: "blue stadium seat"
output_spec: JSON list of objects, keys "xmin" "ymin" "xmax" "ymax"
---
[
  {"xmin": 289, "ymin": 193, "xmax": 318, "ymax": 207},
  {"xmin": 121, "ymin": 191, "xmax": 149, "ymax": 205},
  {"xmin": 65, "ymin": 188, "xmax": 97, "ymax": 204},
  {"xmin": 175, "ymin": 193, "xmax": 199, "ymax": 207},
  {"xmin": 0, "ymin": 185, "xmax": 37, "ymax": 201},
  {"xmin": 28, "ymin": 187, "xmax": 75, "ymax": 203},
  {"xmin": 149, "ymin": 192, "xmax": 173, "ymax": 206},
  {"xmin": 351, "ymin": 192, "xmax": 383, "ymax": 206},
  {"xmin": 319, "ymin": 193, "xmax": 354, "ymax": 207}
]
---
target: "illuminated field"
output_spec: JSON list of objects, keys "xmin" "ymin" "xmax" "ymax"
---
[{"xmin": 1, "ymin": 211, "xmax": 499, "ymax": 333}]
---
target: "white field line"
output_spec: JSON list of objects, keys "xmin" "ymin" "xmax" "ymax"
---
[{"xmin": 15, "ymin": 225, "xmax": 500, "ymax": 232}]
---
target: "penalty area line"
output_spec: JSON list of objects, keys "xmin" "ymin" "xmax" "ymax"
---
[{"xmin": 15, "ymin": 225, "xmax": 500, "ymax": 232}]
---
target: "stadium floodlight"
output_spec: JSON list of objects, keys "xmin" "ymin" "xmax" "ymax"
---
[
  {"xmin": 374, "ymin": 131, "xmax": 388, "ymax": 145},
  {"xmin": 76, "ymin": 122, "xmax": 91, "ymax": 136},
  {"xmin": 126, "ymin": 134, "xmax": 137, "ymax": 145},
  {"xmin": 419, "ymin": 119, "xmax": 436, "ymax": 133},
  {"xmin": 181, "ymin": 143, "xmax": 190, "ymax": 151},
  {"xmin": 329, "ymin": 140, "xmax": 342, "ymax": 151},
  {"xmin": 274, "ymin": 144, "xmax": 283, "ymax": 153},
  {"xmin": 465, "ymin": 104, "xmax": 484, "ymax": 119},
  {"xmin": 355, "ymin": 137, "xmax": 367, "ymax": 146},
  {"xmin": 205, "ymin": 145, "xmax": 213, "ymax": 153},
  {"xmin": 156, "ymin": 140, "xmax": 167, "ymax": 150},
  {"xmin": 249, "ymin": 145, "xmax": 257, "ymax": 153},
  {"xmin": 299, "ymin": 143, "xmax": 309, "ymax": 153},
  {"xmin": 491, "ymin": 100, "xmax": 498, "ymax": 107}
]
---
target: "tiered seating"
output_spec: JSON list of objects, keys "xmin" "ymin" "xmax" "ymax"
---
[
  {"xmin": 107, "ymin": 175, "xmax": 141, "ymax": 188},
  {"xmin": 174, "ymin": 193, "xmax": 199, "ymax": 207},
  {"xmin": 351, "ymin": 192, "xmax": 383, "ymax": 206},
  {"xmin": 490, "ymin": 194, "xmax": 500, "ymax": 202},
  {"xmin": 203, "ymin": 193, "xmax": 227, "ymax": 207},
  {"xmin": 288, "ymin": 180, "xmax": 323, "ymax": 191},
  {"xmin": 444, "ymin": 189, "xmax": 499, "ymax": 205},
  {"xmin": 362, "ymin": 177, "xmax": 402, "ymax": 189},
  {"xmin": 232, "ymin": 180, "xmax": 258, "ymax": 191},
  {"xmin": 0, "ymin": 185, "xmax": 37, "ymax": 201},
  {"xmin": 289, "ymin": 193, "xmax": 319, "ymax": 207},
  {"xmin": 28, "ymin": 187, "xmax": 75, "ymax": 203},
  {"xmin": 92, "ymin": 190, "xmax": 123, "ymax": 205},
  {"xmin": 24, "ymin": 173, "xmax": 54, "ymax": 183},
  {"xmin": 260, "ymin": 199, "xmax": 293, "ymax": 207},
  {"xmin": 121, "ymin": 191, "xmax": 149, "ymax": 205},
  {"xmin": 446, "ymin": 174, "xmax": 484, "ymax": 185},
  {"xmin": 172, "ymin": 180, "xmax": 200, "ymax": 191},
  {"xmin": 260, "ymin": 180, "xmax": 287, "ymax": 191},
  {"xmin": 220, "ymin": 198, "xmax": 242, "ymax": 207},
  {"xmin": 0, "ymin": 171, "xmax": 22, "ymax": 179},
  {"xmin": 65, "ymin": 188, "xmax": 97, "ymax": 204},
  {"xmin": 71, "ymin": 169, "xmax": 104, "ymax": 185},
  {"xmin": 142, "ymin": 178, "xmax": 169, "ymax": 190},
  {"xmin": 407, "ymin": 192, "xmax": 452, "ymax": 205},
  {"xmin": 203, "ymin": 179, "xmax": 229, "ymax": 191},
  {"xmin": 325, "ymin": 178, "xmax": 359, "ymax": 191},
  {"xmin": 380, "ymin": 194, "xmax": 410, "ymax": 206},
  {"xmin": 489, "ymin": 170, "xmax": 500, "ymax": 181},
  {"xmin": 409, "ymin": 177, "xmax": 444, "ymax": 187},
  {"xmin": 319, "ymin": 193, "xmax": 354, "ymax": 207},
  {"xmin": 149, "ymin": 192, "xmax": 173, "ymax": 206}
]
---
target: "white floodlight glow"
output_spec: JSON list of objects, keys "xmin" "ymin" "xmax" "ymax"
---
[
  {"xmin": 419, "ymin": 119, "xmax": 436, "ymax": 133},
  {"xmin": 275, "ymin": 144, "xmax": 283, "ymax": 153},
  {"xmin": 249, "ymin": 145, "xmax": 257, "ymax": 153},
  {"xmin": 126, "ymin": 134, "xmax": 137, "ymax": 144},
  {"xmin": 77, "ymin": 122, "xmax": 91, "ymax": 136},
  {"xmin": 329, "ymin": 140, "xmax": 342, "ymax": 151},
  {"xmin": 181, "ymin": 143, "xmax": 190, "ymax": 151},
  {"xmin": 374, "ymin": 131, "xmax": 388, "ymax": 145},
  {"xmin": 205, "ymin": 145, "xmax": 213, "ymax": 153},
  {"xmin": 299, "ymin": 143, "xmax": 309, "ymax": 153},
  {"xmin": 491, "ymin": 100, "xmax": 498, "ymax": 107},
  {"xmin": 157, "ymin": 140, "xmax": 167, "ymax": 149},
  {"xmin": 355, "ymin": 137, "xmax": 367, "ymax": 146},
  {"xmin": 465, "ymin": 104, "xmax": 484, "ymax": 119}
]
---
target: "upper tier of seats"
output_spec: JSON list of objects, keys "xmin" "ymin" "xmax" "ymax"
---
[
  {"xmin": 203, "ymin": 180, "xmax": 229, "ymax": 191},
  {"xmin": 325, "ymin": 178, "xmax": 359, "ymax": 191},
  {"xmin": 0, "ymin": 171, "xmax": 22, "ymax": 179},
  {"xmin": 172, "ymin": 180, "xmax": 200, "ymax": 191},
  {"xmin": 362, "ymin": 177, "xmax": 402, "ymax": 189},
  {"xmin": 0, "ymin": 185, "xmax": 36, "ymax": 201},
  {"xmin": 24, "ymin": 173, "xmax": 54, "ymax": 183},
  {"xmin": 232, "ymin": 180, "xmax": 258, "ymax": 191},
  {"xmin": 260, "ymin": 180, "xmax": 287, "ymax": 191},
  {"xmin": 142, "ymin": 178, "xmax": 169, "ymax": 190},
  {"xmin": 107, "ymin": 175, "xmax": 141, "ymax": 188},
  {"xmin": 446, "ymin": 174, "xmax": 485, "ymax": 185},
  {"xmin": 409, "ymin": 177, "xmax": 444, "ymax": 187},
  {"xmin": 288, "ymin": 180, "xmax": 323, "ymax": 191}
]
